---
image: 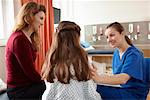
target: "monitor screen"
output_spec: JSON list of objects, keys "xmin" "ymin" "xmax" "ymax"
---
[{"xmin": 53, "ymin": 7, "xmax": 61, "ymax": 24}]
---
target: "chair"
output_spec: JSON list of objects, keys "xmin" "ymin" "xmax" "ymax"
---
[
  {"xmin": 0, "ymin": 89, "xmax": 9, "ymax": 100},
  {"xmin": 144, "ymin": 58, "xmax": 150, "ymax": 83},
  {"xmin": 144, "ymin": 58, "xmax": 150, "ymax": 100}
]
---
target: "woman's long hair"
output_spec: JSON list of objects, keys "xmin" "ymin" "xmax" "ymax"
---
[
  {"xmin": 106, "ymin": 22, "xmax": 132, "ymax": 46},
  {"xmin": 42, "ymin": 21, "xmax": 91, "ymax": 84},
  {"xmin": 13, "ymin": 1, "xmax": 46, "ymax": 50}
]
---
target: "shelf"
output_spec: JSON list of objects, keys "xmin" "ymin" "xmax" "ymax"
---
[{"xmin": 87, "ymin": 49, "xmax": 114, "ymax": 55}]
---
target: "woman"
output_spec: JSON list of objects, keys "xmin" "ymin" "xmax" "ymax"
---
[
  {"xmin": 5, "ymin": 2, "xmax": 46, "ymax": 99},
  {"xmin": 91, "ymin": 22, "xmax": 149, "ymax": 99},
  {"xmin": 42, "ymin": 21, "xmax": 101, "ymax": 100}
]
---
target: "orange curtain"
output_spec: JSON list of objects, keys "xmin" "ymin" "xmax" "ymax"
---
[{"xmin": 20, "ymin": 0, "xmax": 54, "ymax": 73}]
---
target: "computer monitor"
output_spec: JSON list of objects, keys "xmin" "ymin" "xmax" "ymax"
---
[{"xmin": 53, "ymin": 7, "xmax": 61, "ymax": 24}]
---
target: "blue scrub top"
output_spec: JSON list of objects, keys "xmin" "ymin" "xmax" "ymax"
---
[{"xmin": 112, "ymin": 45, "xmax": 149, "ymax": 95}]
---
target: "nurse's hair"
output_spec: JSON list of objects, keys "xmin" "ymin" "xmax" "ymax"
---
[
  {"xmin": 42, "ymin": 21, "xmax": 91, "ymax": 84},
  {"xmin": 106, "ymin": 22, "xmax": 132, "ymax": 46}
]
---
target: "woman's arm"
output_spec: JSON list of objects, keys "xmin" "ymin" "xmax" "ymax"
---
[
  {"xmin": 91, "ymin": 68, "xmax": 130, "ymax": 85},
  {"xmin": 41, "ymin": 48, "xmax": 51, "ymax": 79},
  {"xmin": 13, "ymin": 36, "xmax": 42, "ymax": 82}
]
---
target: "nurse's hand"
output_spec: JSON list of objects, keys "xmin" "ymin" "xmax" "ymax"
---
[{"xmin": 90, "ymin": 66, "xmax": 101, "ymax": 83}]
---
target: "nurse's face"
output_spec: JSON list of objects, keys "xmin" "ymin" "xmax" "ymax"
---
[{"xmin": 105, "ymin": 27, "xmax": 123, "ymax": 48}]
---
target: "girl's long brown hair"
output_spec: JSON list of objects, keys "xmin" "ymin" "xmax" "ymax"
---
[
  {"xmin": 13, "ymin": 1, "xmax": 46, "ymax": 50},
  {"xmin": 42, "ymin": 21, "xmax": 91, "ymax": 84}
]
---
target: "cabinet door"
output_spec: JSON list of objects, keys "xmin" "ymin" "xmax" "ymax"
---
[{"xmin": 91, "ymin": 55, "xmax": 113, "ymax": 74}]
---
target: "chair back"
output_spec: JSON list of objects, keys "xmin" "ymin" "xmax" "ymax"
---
[{"xmin": 144, "ymin": 58, "xmax": 150, "ymax": 84}]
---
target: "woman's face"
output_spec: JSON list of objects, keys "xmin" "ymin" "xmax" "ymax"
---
[
  {"xmin": 105, "ymin": 27, "xmax": 123, "ymax": 48},
  {"xmin": 32, "ymin": 11, "xmax": 45, "ymax": 32}
]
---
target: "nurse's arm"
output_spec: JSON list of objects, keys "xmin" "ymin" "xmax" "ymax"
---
[{"xmin": 91, "ymin": 70, "xmax": 130, "ymax": 85}]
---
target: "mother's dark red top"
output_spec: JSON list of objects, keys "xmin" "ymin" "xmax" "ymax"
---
[{"xmin": 5, "ymin": 31, "xmax": 42, "ymax": 88}]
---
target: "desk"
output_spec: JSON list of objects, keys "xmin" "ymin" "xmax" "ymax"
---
[{"xmin": 87, "ymin": 50, "xmax": 114, "ymax": 74}]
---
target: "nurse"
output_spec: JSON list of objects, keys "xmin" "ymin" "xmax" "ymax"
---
[{"xmin": 91, "ymin": 22, "xmax": 149, "ymax": 99}]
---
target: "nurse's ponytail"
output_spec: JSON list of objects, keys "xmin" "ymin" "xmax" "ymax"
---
[{"xmin": 125, "ymin": 35, "xmax": 132, "ymax": 46}]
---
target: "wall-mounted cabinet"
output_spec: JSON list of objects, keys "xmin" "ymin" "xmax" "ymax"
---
[{"xmin": 84, "ymin": 21, "xmax": 150, "ymax": 45}]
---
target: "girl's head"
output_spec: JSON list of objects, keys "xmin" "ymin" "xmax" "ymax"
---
[
  {"xmin": 105, "ymin": 22, "xmax": 132, "ymax": 48},
  {"xmin": 44, "ymin": 21, "xmax": 91, "ymax": 84},
  {"xmin": 13, "ymin": 1, "xmax": 46, "ymax": 50},
  {"xmin": 55, "ymin": 21, "xmax": 81, "ymax": 48}
]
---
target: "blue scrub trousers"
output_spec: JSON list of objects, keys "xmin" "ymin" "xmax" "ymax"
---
[{"xmin": 96, "ymin": 85, "xmax": 148, "ymax": 100}]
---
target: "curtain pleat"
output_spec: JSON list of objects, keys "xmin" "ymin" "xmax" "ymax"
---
[{"xmin": 20, "ymin": 0, "xmax": 54, "ymax": 73}]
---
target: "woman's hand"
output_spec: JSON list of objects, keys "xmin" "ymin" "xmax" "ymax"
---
[
  {"xmin": 90, "ymin": 64, "xmax": 101, "ymax": 83},
  {"xmin": 41, "ymin": 67, "xmax": 50, "ymax": 80},
  {"xmin": 41, "ymin": 60, "xmax": 50, "ymax": 80}
]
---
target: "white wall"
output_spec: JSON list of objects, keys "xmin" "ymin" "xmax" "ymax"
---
[
  {"xmin": 53, "ymin": 0, "xmax": 61, "ymax": 8},
  {"xmin": 148, "ymin": 1, "xmax": 150, "ymax": 18},
  {"xmin": 14, "ymin": 0, "xmax": 21, "ymax": 17},
  {"xmin": 0, "ymin": 46, "xmax": 6, "ymax": 82},
  {"xmin": 56, "ymin": 0, "xmax": 150, "ymax": 41},
  {"xmin": 73, "ymin": 1, "xmax": 149, "ymax": 25},
  {"xmin": 53, "ymin": 0, "xmax": 75, "ymax": 22}
]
